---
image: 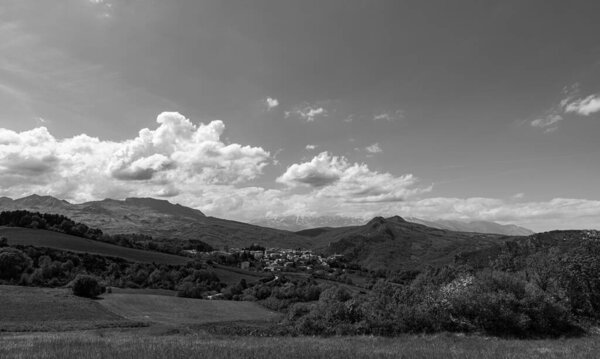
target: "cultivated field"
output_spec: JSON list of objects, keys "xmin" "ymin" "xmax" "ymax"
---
[
  {"xmin": 2, "ymin": 331, "xmax": 600, "ymax": 359},
  {"xmin": 0, "ymin": 227, "xmax": 189, "ymax": 265},
  {"xmin": 98, "ymin": 292, "xmax": 280, "ymax": 325}
]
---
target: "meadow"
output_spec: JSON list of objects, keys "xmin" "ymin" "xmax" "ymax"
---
[
  {"xmin": 99, "ymin": 292, "xmax": 280, "ymax": 325},
  {"xmin": 2, "ymin": 331, "xmax": 600, "ymax": 359}
]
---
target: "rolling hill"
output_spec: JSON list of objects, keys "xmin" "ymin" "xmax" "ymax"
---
[
  {"xmin": 0, "ymin": 195, "xmax": 312, "ymax": 249},
  {"xmin": 305, "ymin": 216, "xmax": 514, "ymax": 271},
  {"xmin": 0, "ymin": 227, "xmax": 189, "ymax": 265}
]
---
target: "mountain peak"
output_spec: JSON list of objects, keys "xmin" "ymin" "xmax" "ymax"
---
[
  {"xmin": 367, "ymin": 216, "xmax": 386, "ymax": 226},
  {"xmin": 14, "ymin": 194, "xmax": 70, "ymax": 207},
  {"xmin": 386, "ymin": 215, "xmax": 407, "ymax": 223},
  {"xmin": 123, "ymin": 197, "xmax": 205, "ymax": 218}
]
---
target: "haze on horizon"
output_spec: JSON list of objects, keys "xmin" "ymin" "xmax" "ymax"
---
[{"xmin": 1, "ymin": 0, "xmax": 599, "ymax": 232}]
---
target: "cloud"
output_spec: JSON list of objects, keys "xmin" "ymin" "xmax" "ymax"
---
[
  {"xmin": 365, "ymin": 143, "xmax": 382, "ymax": 154},
  {"xmin": 0, "ymin": 112, "xmax": 270, "ymax": 202},
  {"xmin": 530, "ymin": 113, "xmax": 562, "ymax": 133},
  {"xmin": 532, "ymin": 87, "xmax": 600, "ymax": 133},
  {"xmin": 305, "ymin": 144, "xmax": 318, "ymax": 150},
  {"xmin": 373, "ymin": 110, "xmax": 404, "ymax": 122},
  {"xmin": 286, "ymin": 104, "xmax": 327, "ymax": 122},
  {"xmin": 564, "ymin": 94, "xmax": 600, "ymax": 116},
  {"xmin": 265, "ymin": 97, "xmax": 279, "ymax": 110},
  {"xmin": 277, "ymin": 152, "xmax": 430, "ymax": 202}
]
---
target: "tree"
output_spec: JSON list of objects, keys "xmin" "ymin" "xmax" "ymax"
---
[
  {"xmin": 72, "ymin": 275, "xmax": 104, "ymax": 298},
  {"xmin": 0, "ymin": 248, "xmax": 32, "ymax": 280}
]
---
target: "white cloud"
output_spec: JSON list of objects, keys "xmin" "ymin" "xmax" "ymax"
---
[
  {"xmin": 373, "ymin": 110, "xmax": 404, "ymax": 122},
  {"xmin": 277, "ymin": 152, "xmax": 430, "ymax": 202},
  {"xmin": 530, "ymin": 113, "xmax": 562, "ymax": 133},
  {"xmin": 365, "ymin": 143, "xmax": 382, "ymax": 154},
  {"xmin": 265, "ymin": 97, "xmax": 279, "ymax": 110},
  {"xmin": 564, "ymin": 94, "xmax": 600, "ymax": 116},
  {"xmin": 286, "ymin": 104, "xmax": 327, "ymax": 122},
  {"xmin": 305, "ymin": 144, "xmax": 318, "ymax": 150},
  {"xmin": 512, "ymin": 192, "xmax": 525, "ymax": 200},
  {"xmin": 532, "ymin": 88, "xmax": 600, "ymax": 133},
  {"xmin": 0, "ymin": 112, "xmax": 270, "ymax": 202}
]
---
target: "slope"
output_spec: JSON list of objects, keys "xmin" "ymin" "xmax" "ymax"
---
[
  {"xmin": 0, "ymin": 227, "xmax": 189, "ymax": 265},
  {"xmin": 309, "ymin": 216, "xmax": 513, "ymax": 271},
  {"xmin": 0, "ymin": 195, "xmax": 313, "ymax": 249}
]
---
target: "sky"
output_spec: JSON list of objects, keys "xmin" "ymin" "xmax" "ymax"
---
[{"xmin": 1, "ymin": 0, "xmax": 600, "ymax": 231}]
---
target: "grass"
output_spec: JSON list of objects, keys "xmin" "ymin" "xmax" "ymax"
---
[
  {"xmin": 0, "ymin": 285, "xmax": 143, "ymax": 332},
  {"xmin": 98, "ymin": 292, "xmax": 280, "ymax": 325},
  {"xmin": 0, "ymin": 227, "xmax": 189, "ymax": 265},
  {"xmin": 1, "ymin": 331, "xmax": 600, "ymax": 359}
]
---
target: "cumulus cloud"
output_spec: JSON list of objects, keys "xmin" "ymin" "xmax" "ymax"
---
[
  {"xmin": 277, "ymin": 152, "xmax": 430, "ymax": 202},
  {"xmin": 305, "ymin": 144, "xmax": 318, "ymax": 150},
  {"xmin": 365, "ymin": 143, "xmax": 382, "ymax": 154},
  {"xmin": 0, "ymin": 112, "xmax": 270, "ymax": 202},
  {"xmin": 564, "ymin": 94, "xmax": 600, "ymax": 116},
  {"xmin": 265, "ymin": 97, "xmax": 279, "ymax": 110},
  {"xmin": 286, "ymin": 104, "xmax": 327, "ymax": 122}
]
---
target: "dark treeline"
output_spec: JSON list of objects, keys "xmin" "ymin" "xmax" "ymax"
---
[
  {"xmin": 0, "ymin": 243, "xmax": 223, "ymax": 296},
  {"xmin": 0, "ymin": 210, "xmax": 213, "ymax": 255}
]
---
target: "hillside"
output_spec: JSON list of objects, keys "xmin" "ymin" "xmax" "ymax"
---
[
  {"xmin": 0, "ymin": 195, "xmax": 312, "ymax": 249},
  {"xmin": 308, "ymin": 216, "xmax": 513, "ymax": 271},
  {"xmin": 456, "ymin": 229, "xmax": 600, "ymax": 269},
  {"xmin": 0, "ymin": 227, "xmax": 189, "ymax": 265}
]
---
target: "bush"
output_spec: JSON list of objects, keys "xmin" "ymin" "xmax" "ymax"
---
[
  {"xmin": 448, "ymin": 272, "xmax": 578, "ymax": 337},
  {"xmin": 0, "ymin": 248, "xmax": 33, "ymax": 280},
  {"xmin": 72, "ymin": 275, "xmax": 104, "ymax": 298}
]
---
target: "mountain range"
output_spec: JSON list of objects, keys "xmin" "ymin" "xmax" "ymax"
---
[
  {"xmin": 0, "ymin": 195, "xmax": 312, "ymax": 249},
  {"xmin": 0, "ymin": 195, "xmax": 530, "ymax": 270},
  {"xmin": 253, "ymin": 214, "xmax": 534, "ymax": 236}
]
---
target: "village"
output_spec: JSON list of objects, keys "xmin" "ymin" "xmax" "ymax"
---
[{"xmin": 184, "ymin": 246, "xmax": 345, "ymax": 274}]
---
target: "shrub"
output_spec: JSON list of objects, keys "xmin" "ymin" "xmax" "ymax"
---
[
  {"xmin": 72, "ymin": 275, "xmax": 104, "ymax": 298},
  {"xmin": 0, "ymin": 248, "xmax": 33, "ymax": 280},
  {"xmin": 448, "ymin": 272, "xmax": 578, "ymax": 337}
]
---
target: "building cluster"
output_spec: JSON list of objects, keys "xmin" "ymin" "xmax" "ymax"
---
[{"xmin": 191, "ymin": 247, "xmax": 344, "ymax": 273}]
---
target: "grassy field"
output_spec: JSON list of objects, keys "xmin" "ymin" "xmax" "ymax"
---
[
  {"xmin": 98, "ymin": 292, "xmax": 280, "ymax": 325},
  {"xmin": 0, "ymin": 227, "xmax": 189, "ymax": 265},
  {"xmin": 0, "ymin": 286, "xmax": 142, "ymax": 332},
  {"xmin": 2, "ymin": 285, "xmax": 600, "ymax": 358},
  {"xmin": 2, "ymin": 331, "xmax": 600, "ymax": 359}
]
